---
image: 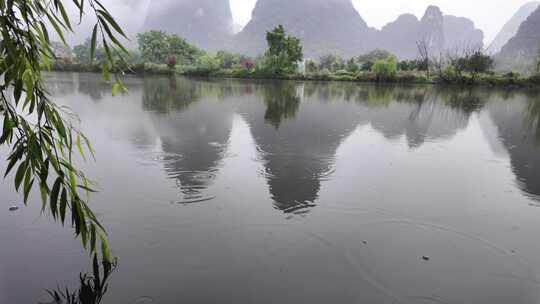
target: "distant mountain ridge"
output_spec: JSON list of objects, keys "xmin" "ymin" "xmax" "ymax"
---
[
  {"xmin": 142, "ymin": 0, "xmax": 234, "ymax": 50},
  {"xmin": 489, "ymin": 2, "xmax": 540, "ymax": 54},
  {"xmin": 496, "ymin": 5, "xmax": 540, "ymax": 72},
  {"xmin": 375, "ymin": 6, "xmax": 483, "ymax": 59},
  {"xmin": 141, "ymin": 0, "xmax": 484, "ymax": 59},
  {"xmin": 232, "ymin": 0, "xmax": 373, "ymax": 58},
  {"xmin": 233, "ymin": 1, "xmax": 483, "ymax": 59}
]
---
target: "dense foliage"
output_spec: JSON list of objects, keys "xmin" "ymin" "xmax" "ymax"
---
[
  {"xmin": 262, "ymin": 25, "xmax": 303, "ymax": 74},
  {"xmin": 372, "ymin": 57, "xmax": 398, "ymax": 81},
  {"xmin": 0, "ymin": 0, "xmax": 127, "ymax": 261},
  {"xmin": 51, "ymin": 23, "xmax": 540, "ymax": 87},
  {"xmin": 137, "ymin": 30, "xmax": 201, "ymax": 65}
]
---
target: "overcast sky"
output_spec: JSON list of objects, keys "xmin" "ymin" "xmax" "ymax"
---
[{"xmin": 229, "ymin": 0, "xmax": 536, "ymax": 43}]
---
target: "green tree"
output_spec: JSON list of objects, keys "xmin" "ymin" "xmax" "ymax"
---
[
  {"xmin": 372, "ymin": 57, "xmax": 398, "ymax": 81},
  {"xmin": 398, "ymin": 60, "xmax": 411, "ymax": 71},
  {"xmin": 360, "ymin": 61, "xmax": 374, "ymax": 72},
  {"xmin": 305, "ymin": 59, "xmax": 318, "ymax": 73},
  {"xmin": 137, "ymin": 31, "xmax": 201, "ymax": 65},
  {"xmin": 318, "ymin": 54, "xmax": 345, "ymax": 72},
  {"xmin": 263, "ymin": 25, "xmax": 303, "ymax": 74},
  {"xmin": 137, "ymin": 30, "xmax": 170, "ymax": 63},
  {"xmin": 194, "ymin": 53, "xmax": 220, "ymax": 74},
  {"xmin": 357, "ymin": 49, "xmax": 394, "ymax": 64},
  {"xmin": 465, "ymin": 51, "xmax": 493, "ymax": 75},
  {"xmin": 0, "ymin": 0, "xmax": 128, "ymax": 262},
  {"xmin": 73, "ymin": 39, "xmax": 92, "ymax": 64},
  {"xmin": 346, "ymin": 58, "xmax": 359, "ymax": 73},
  {"xmin": 261, "ymin": 82, "xmax": 301, "ymax": 128},
  {"xmin": 167, "ymin": 34, "xmax": 201, "ymax": 65},
  {"xmin": 357, "ymin": 49, "xmax": 395, "ymax": 73},
  {"xmin": 215, "ymin": 51, "xmax": 241, "ymax": 69},
  {"xmin": 331, "ymin": 57, "xmax": 345, "ymax": 71}
]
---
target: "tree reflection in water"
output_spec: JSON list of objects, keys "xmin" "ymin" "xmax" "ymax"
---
[
  {"xmin": 42, "ymin": 256, "xmax": 116, "ymax": 304},
  {"xmin": 261, "ymin": 81, "xmax": 301, "ymax": 128}
]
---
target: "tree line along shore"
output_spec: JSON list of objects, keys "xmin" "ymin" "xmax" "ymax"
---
[{"xmin": 50, "ymin": 26, "xmax": 540, "ymax": 88}]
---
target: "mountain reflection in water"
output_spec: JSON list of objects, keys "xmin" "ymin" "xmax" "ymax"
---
[{"xmin": 2, "ymin": 73, "xmax": 540, "ymax": 304}]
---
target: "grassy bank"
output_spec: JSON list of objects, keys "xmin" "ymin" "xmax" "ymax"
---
[{"xmin": 51, "ymin": 62, "xmax": 540, "ymax": 88}]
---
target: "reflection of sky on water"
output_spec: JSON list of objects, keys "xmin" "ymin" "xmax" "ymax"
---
[{"xmin": 2, "ymin": 74, "xmax": 540, "ymax": 303}]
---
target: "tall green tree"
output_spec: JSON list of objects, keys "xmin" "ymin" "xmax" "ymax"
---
[
  {"xmin": 346, "ymin": 58, "xmax": 359, "ymax": 73},
  {"xmin": 0, "ymin": 0, "xmax": 128, "ymax": 262},
  {"xmin": 167, "ymin": 34, "xmax": 200, "ymax": 65},
  {"xmin": 263, "ymin": 25, "xmax": 303, "ymax": 74},
  {"xmin": 137, "ymin": 31, "xmax": 201, "ymax": 65},
  {"xmin": 137, "ymin": 30, "xmax": 170, "ymax": 63}
]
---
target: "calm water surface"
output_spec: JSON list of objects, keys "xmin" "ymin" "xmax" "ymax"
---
[{"xmin": 2, "ymin": 73, "xmax": 540, "ymax": 303}]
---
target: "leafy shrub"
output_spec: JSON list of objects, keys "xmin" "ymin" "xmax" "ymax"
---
[{"xmin": 372, "ymin": 57, "xmax": 397, "ymax": 81}]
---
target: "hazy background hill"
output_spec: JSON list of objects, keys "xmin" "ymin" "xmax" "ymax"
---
[
  {"xmin": 142, "ymin": 0, "xmax": 234, "ymax": 51},
  {"xmin": 231, "ymin": 0, "xmax": 374, "ymax": 58},
  {"xmin": 59, "ymin": 0, "xmax": 540, "ymax": 66},
  {"xmin": 489, "ymin": 2, "xmax": 540, "ymax": 54},
  {"xmin": 375, "ymin": 6, "xmax": 483, "ymax": 59},
  {"xmin": 496, "ymin": 5, "xmax": 540, "ymax": 72},
  {"xmin": 230, "ymin": 1, "xmax": 483, "ymax": 59}
]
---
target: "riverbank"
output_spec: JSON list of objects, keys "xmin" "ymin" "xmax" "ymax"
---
[{"xmin": 51, "ymin": 62, "xmax": 540, "ymax": 88}]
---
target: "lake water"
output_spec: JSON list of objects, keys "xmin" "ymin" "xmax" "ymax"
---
[{"xmin": 2, "ymin": 73, "xmax": 540, "ymax": 303}]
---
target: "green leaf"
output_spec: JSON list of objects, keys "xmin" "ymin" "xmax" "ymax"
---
[
  {"xmin": 22, "ymin": 69, "xmax": 35, "ymax": 102},
  {"xmin": 39, "ymin": 22, "xmax": 50, "ymax": 44},
  {"xmin": 50, "ymin": 177, "xmax": 62, "ymax": 216},
  {"xmin": 102, "ymin": 39, "xmax": 113, "ymax": 64},
  {"xmin": 77, "ymin": 185, "xmax": 97, "ymax": 193},
  {"xmin": 81, "ymin": 222, "xmax": 88, "ymax": 248},
  {"xmin": 68, "ymin": 169, "xmax": 77, "ymax": 193},
  {"xmin": 97, "ymin": 9, "xmax": 127, "ymax": 38},
  {"xmin": 97, "ymin": 16, "xmax": 128, "ymax": 54},
  {"xmin": 0, "ymin": 115, "xmax": 13, "ymax": 144},
  {"xmin": 82, "ymin": 134, "xmax": 96, "ymax": 160},
  {"xmin": 5, "ymin": 151, "xmax": 22, "ymax": 178},
  {"xmin": 90, "ymin": 25, "xmax": 98, "ymax": 63},
  {"xmin": 23, "ymin": 177, "xmax": 34, "ymax": 204},
  {"xmin": 112, "ymin": 82, "xmax": 121, "ymax": 96},
  {"xmin": 100, "ymin": 235, "xmax": 112, "ymax": 263},
  {"xmin": 39, "ymin": 182, "xmax": 48, "ymax": 211},
  {"xmin": 60, "ymin": 188, "xmax": 68, "ymax": 224},
  {"xmin": 14, "ymin": 161, "xmax": 28, "ymax": 192},
  {"xmin": 45, "ymin": 11, "xmax": 67, "ymax": 45},
  {"xmin": 57, "ymin": 2, "xmax": 73, "ymax": 31},
  {"xmin": 102, "ymin": 63, "xmax": 110, "ymax": 82},
  {"xmin": 78, "ymin": 0, "xmax": 85, "ymax": 22},
  {"xmin": 13, "ymin": 80, "xmax": 22, "ymax": 103},
  {"xmin": 76, "ymin": 134, "xmax": 86, "ymax": 160},
  {"xmin": 90, "ymin": 225, "xmax": 97, "ymax": 254}
]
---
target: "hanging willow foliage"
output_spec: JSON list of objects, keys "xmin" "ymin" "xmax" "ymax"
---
[{"xmin": 0, "ymin": 0, "xmax": 128, "ymax": 262}]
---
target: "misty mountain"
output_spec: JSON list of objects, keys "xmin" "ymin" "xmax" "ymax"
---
[
  {"xmin": 496, "ymin": 5, "xmax": 540, "ymax": 71},
  {"xmin": 376, "ymin": 14, "xmax": 420, "ymax": 59},
  {"xmin": 80, "ymin": 0, "xmax": 485, "ymax": 60},
  {"xmin": 376, "ymin": 6, "xmax": 483, "ymax": 59},
  {"xmin": 142, "ymin": 0, "xmax": 234, "ymax": 50},
  {"xmin": 443, "ymin": 15, "xmax": 484, "ymax": 50},
  {"xmin": 231, "ymin": 1, "xmax": 483, "ymax": 59},
  {"xmin": 62, "ymin": 0, "xmax": 150, "ymax": 46},
  {"xmin": 419, "ymin": 5, "xmax": 446, "ymax": 53},
  {"xmin": 489, "ymin": 2, "xmax": 540, "ymax": 54},
  {"xmin": 232, "ymin": 0, "xmax": 374, "ymax": 58}
]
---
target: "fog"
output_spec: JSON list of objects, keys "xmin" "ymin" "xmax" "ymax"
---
[
  {"xmin": 64, "ymin": 0, "xmax": 535, "ymax": 46},
  {"xmin": 230, "ymin": 0, "xmax": 535, "ymax": 44}
]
